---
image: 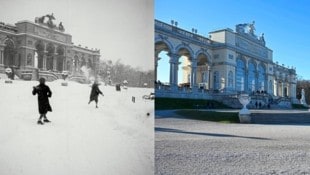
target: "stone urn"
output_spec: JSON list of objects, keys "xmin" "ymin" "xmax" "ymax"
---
[
  {"xmin": 5, "ymin": 67, "xmax": 13, "ymax": 83},
  {"xmin": 61, "ymin": 71, "xmax": 69, "ymax": 86},
  {"xmin": 238, "ymin": 93, "xmax": 251, "ymax": 123}
]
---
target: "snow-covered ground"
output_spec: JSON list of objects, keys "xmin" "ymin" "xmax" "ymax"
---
[{"xmin": 0, "ymin": 79, "xmax": 154, "ymax": 175}]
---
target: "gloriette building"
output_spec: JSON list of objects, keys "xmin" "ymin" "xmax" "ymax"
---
[
  {"xmin": 0, "ymin": 14, "xmax": 100, "ymax": 81},
  {"xmin": 155, "ymin": 20, "xmax": 298, "ymax": 108}
]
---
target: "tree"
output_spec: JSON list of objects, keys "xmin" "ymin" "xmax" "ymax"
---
[
  {"xmin": 296, "ymin": 78, "xmax": 310, "ymax": 104},
  {"xmin": 97, "ymin": 59, "xmax": 154, "ymax": 88}
]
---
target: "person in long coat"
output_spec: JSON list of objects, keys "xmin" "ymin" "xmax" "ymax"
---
[
  {"xmin": 88, "ymin": 81, "xmax": 103, "ymax": 108},
  {"xmin": 32, "ymin": 77, "xmax": 52, "ymax": 125}
]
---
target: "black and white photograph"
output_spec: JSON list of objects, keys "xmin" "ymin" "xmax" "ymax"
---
[{"xmin": 0, "ymin": 0, "xmax": 154, "ymax": 174}]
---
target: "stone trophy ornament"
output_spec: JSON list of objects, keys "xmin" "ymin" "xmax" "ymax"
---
[
  {"xmin": 123, "ymin": 80, "xmax": 128, "ymax": 90},
  {"xmin": 300, "ymin": 89, "xmax": 307, "ymax": 106},
  {"xmin": 238, "ymin": 93, "xmax": 251, "ymax": 123}
]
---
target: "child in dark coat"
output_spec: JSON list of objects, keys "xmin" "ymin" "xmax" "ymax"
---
[
  {"xmin": 32, "ymin": 77, "xmax": 52, "ymax": 125},
  {"xmin": 88, "ymin": 81, "xmax": 103, "ymax": 108}
]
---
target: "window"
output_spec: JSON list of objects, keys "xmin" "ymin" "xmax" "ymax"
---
[
  {"xmin": 236, "ymin": 59, "xmax": 245, "ymax": 91},
  {"xmin": 213, "ymin": 71, "xmax": 220, "ymax": 89},
  {"xmin": 269, "ymin": 80, "xmax": 273, "ymax": 94},
  {"xmin": 213, "ymin": 54, "xmax": 219, "ymax": 59},
  {"xmin": 258, "ymin": 64, "xmax": 266, "ymax": 91},
  {"xmin": 27, "ymin": 53, "xmax": 32, "ymax": 66},
  {"xmin": 248, "ymin": 62, "xmax": 256, "ymax": 92}
]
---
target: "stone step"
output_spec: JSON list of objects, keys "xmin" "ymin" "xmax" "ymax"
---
[{"xmin": 251, "ymin": 112, "xmax": 310, "ymax": 124}]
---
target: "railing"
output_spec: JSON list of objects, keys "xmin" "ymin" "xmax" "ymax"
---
[
  {"xmin": 0, "ymin": 22, "xmax": 18, "ymax": 32},
  {"xmin": 155, "ymin": 20, "xmax": 212, "ymax": 45}
]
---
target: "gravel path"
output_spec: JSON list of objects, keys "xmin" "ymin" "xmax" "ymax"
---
[{"xmin": 155, "ymin": 110, "xmax": 310, "ymax": 175}]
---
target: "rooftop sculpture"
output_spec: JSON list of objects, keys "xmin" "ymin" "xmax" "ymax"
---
[{"xmin": 35, "ymin": 13, "xmax": 65, "ymax": 32}]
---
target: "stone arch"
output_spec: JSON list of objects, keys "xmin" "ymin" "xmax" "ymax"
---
[
  {"xmin": 195, "ymin": 49, "xmax": 212, "ymax": 64},
  {"xmin": 34, "ymin": 40, "xmax": 44, "ymax": 69},
  {"xmin": 46, "ymin": 43, "xmax": 55, "ymax": 71},
  {"xmin": 155, "ymin": 39, "xmax": 173, "ymax": 56},
  {"xmin": 3, "ymin": 37, "xmax": 15, "ymax": 47},
  {"xmin": 228, "ymin": 70, "xmax": 234, "ymax": 90},
  {"xmin": 195, "ymin": 52, "xmax": 211, "ymax": 88},
  {"xmin": 174, "ymin": 44, "xmax": 194, "ymax": 60},
  {"xmin": 174, "ymin": 45, "xmax": 195, "ymax": 87},
  {"xmin": 3, "ymin": 38, "xmax": 16, "ymax": 66},
  {"xmin": 155, "ymin": 39, "xmax": 174, "ymax": 84}
]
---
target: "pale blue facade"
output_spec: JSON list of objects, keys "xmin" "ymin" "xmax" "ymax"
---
[{"xmin": 155, "ymin": 19, "xmax": 297, "ymax": 105}]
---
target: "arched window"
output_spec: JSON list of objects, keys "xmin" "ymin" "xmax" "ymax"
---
[
  {"xmin": 4, "ymin": 39, "xmax": 15, "ymax": 66},
  {"xmin": 258, "ymin": 64, "xmax": 266, "ymax": 91},
  {"xmin": 248, "ymin": 62, "xmax": 256, "ymax": 92},
  {"xmin": 228, "ymin": 71, "xmax": 233, "ymax": 89},
  {"xmin": 269, "ymin": 80, "xmax": 273, "ymax": 94},
  {"xmin": 213, "ymin": 71, "xmax": 220, "ymax": 89},
  {"xmin": 236, "ymin": 59, "xmax": 245, "ymax": 91},
  {"xmin": 27, "ymin": 53, "xmax": 33, "ymax": 66}
]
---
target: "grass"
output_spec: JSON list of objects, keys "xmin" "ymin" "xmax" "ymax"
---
[
  {"xmin": 155, "ymin": 97, "xmax": 231, "ymax": 110},
  {"xmin": 175, "ymin": 109, "xmax": 240, "ymax": 123},
  {"xmin": 292, "ymin": 104, "xmax": 309, "ymax": 109}
]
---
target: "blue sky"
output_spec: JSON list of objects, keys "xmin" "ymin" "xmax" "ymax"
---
[{"xmin": 155, "ymin": 0, "xmax": 310, "ymax": 81}]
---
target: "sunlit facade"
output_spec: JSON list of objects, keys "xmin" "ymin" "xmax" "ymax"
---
[{"xmin": 155, "ymin": 20, "xmax": 297, "ymax": 101}]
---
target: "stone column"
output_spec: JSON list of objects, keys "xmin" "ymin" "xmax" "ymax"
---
[
  {"xmin": 42, "ymin": 44, "xmax": 47, "ymax": 70},
  {"xmin": 53, "ymin": 53, "xmax": 57, "ymax": 71},
  {"xmin": 281, "ymin": 82, "xmax": 284, "ymax": 97},
  {"xmin": 191, "ymin": 63, "xmax": 198, "ymax": 92},
  {"xmin": 245, "ymin": 69, "xmax": 249, "ymax": 92},
  {"xmin": 155, "ymin": 56, "xmax": 159, "ymax": 82},
  {"xmin": 168, "ymin": 53, "xmax": 179, "ymax": 90},
  {"xmin": 63, "ymin": 58, "xmax": 66, "ymax": 71},
  {"xmin": 43, "ymin": 53, "xmax": 47, "ymax": 70},
  {"xmin": 273, "ymin": 80, "xmax": 277, "ymax": 96},
  {"xmin": 286, "ymin": 83, "xmax": 289, "ymax": 97},
  {"xmin": 255, "ymin": 72, "xmax": 259, "ymax": 91},
  {"xmin": 208, "ymin": 66, "xmax": 211, "ymax": 90},
  {"xmin": 0, "ymin": 50, "xmax": 3, "ymax": 65}
]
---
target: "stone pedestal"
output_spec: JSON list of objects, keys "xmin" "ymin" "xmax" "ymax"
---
[
  {"xmin": 238, "ymin": 113, "xmax": 251, "ymax": 123},
  {"xmin": 5, "ymin": 79, "xmax": 13, "ymax": 83},
  {"xmin": 61, "ymin": 81, "xmax": 68, "ymax": 86}
]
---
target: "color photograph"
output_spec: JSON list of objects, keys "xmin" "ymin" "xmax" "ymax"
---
[{"xmin": 155, "ymin": 0, "xmax": 310, "ymax": 174}]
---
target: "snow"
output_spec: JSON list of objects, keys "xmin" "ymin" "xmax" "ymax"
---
[{"xmin": 0, "ymin": 79, "xmax": 154, "ymax": 175}]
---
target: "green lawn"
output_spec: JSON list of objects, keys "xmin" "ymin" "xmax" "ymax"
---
[
  {"xmin": 155, "ymin": 97, "xmax": 231, "ymax": 110},
  {"xmin": 175, "ymin": 110, "xmax": 240, "ymax": 123},
  {"xmin": 292, "ymin": 104, "xmax": 309, "ymax": 109}
]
